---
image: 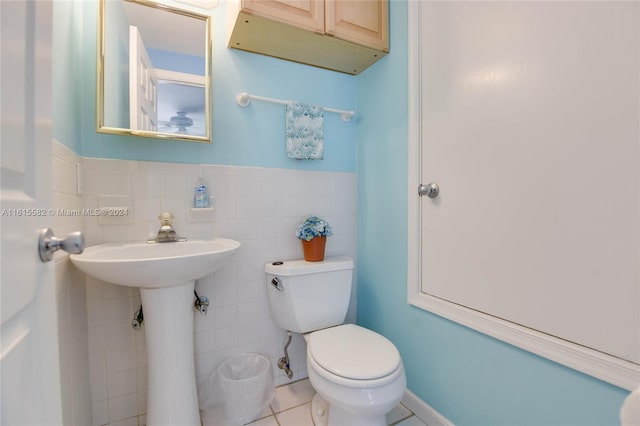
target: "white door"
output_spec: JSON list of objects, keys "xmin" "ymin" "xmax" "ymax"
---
[
  {"xmin": 419, "ymin": 2, "xmax": 639, "ymax": 363},
  {"xmin": 130, "ymin": 25, "xmax": 158, "ymax": 131},
  {"xmin": 0, "ymin": 1, "xmax": 63, "ymax": 424}
]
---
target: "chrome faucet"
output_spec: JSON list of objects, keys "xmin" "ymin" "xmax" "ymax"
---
[{"xmin": 148, "ymin": 212, "xmax": 187, "ymax": 243}]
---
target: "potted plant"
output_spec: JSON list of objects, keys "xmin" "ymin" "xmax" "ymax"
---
[{"xmin": 296, "ymin": 216, "xmax": 332, "ymax": 262}]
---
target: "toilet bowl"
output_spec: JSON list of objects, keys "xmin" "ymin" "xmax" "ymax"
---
[
  {"xmin": 265, "ymin": 258, "xmax": 407, "ymax": 426},
  {"xmin": 305, "ymin": 324, "xmax": 406, "ymax": 426}
]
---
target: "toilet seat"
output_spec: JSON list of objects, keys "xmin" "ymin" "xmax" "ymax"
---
[{"xmin": 308, "ymin": 324, "xmax": 403, "ymax": 387}]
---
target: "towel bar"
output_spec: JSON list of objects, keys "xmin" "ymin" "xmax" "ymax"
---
[{"xmin": 236, "ymin": 92, "xmax": 355, "ymax": 122}]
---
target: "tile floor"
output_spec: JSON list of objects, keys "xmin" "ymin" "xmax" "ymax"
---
[{"xmin": 204, "ymin": 378, "xmax": 427, "ymax": 426}]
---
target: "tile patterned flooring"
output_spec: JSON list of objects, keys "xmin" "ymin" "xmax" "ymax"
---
[{"xmin": 203, "ymin": 378, "xmax": 426, "ymax": 426}]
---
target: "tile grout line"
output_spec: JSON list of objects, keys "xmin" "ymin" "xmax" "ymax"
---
[
  {"xmin": 308, "ymin": 403, "xmax": 316, "ymax": 426},
  {"xmin": 270, "ymin": 400, "xmax": 313, "ymax": 415},
  {"xmin": 389, "ymin": 413, "xmax": 416, "ymax": 426},
  {"xmin": 270, "ymin": 405, "xmax": 282, "ymax": 426}
]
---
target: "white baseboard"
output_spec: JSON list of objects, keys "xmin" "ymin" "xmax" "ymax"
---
[{"xmin": 402, "ymin": 389, "xmax": 453, "ymax": 426}]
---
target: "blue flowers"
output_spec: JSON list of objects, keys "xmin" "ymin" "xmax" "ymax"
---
[{"xmin": 296, "ymin": 216, "xmax": 333, "ymax": 241}]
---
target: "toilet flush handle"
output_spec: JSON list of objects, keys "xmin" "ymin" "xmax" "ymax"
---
[{"xmin": 271, "ymin": 277, "xmax": 284, "ymax": 291}]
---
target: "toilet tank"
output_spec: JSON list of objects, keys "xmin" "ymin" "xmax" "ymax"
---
[{"xmin": 265, "ymin": 257, "xmax": 354, "ymax": 333}]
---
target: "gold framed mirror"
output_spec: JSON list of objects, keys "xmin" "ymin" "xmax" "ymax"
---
[{"xmin": 97, "ymin": 0, "xmax": 212, "ymax": 142}]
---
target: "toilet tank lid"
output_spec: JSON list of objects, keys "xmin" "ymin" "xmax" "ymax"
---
[{"xmin": 264, "ymin": 256, "xmax": 353, "ymax": 276}]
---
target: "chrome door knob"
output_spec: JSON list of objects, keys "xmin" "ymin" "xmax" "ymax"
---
[
  {"xmin": 38, "ymin": 228, "xmax": 85, "ymax": 262},
  {"xmin": 418, "ymin": 182, "xmax": 440, "ymax": 199}
]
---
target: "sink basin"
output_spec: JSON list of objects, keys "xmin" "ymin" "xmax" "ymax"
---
[
  {"xmin": 70, "ymin": 237, "xmax": 241, "ymax": 426},
  {"xmin": 70, "ymin": 238, "xmax": 241, "ymax": 288}
]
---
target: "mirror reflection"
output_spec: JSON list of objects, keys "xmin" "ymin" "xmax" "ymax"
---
[{"xmin": 98, "ymin": 0, "xmax": 211, "ymax": 142}]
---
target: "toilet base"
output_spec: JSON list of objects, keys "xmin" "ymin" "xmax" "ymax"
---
[
  {"xmin": 310, "ymin": 393, "xmax": 386, "ymax": 426},
  {"xmin": 311, "ymin": 393, "xmax": 328, "ymax": 426}
]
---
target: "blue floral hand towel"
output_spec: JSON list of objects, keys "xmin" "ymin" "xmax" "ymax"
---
[{"xmin": 285, "ymin": 101, "xmax": 324, "ymax": 160}]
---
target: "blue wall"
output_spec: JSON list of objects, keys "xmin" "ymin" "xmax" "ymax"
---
[
  {"xmin": 54, "ymin": 0, "xmax": 357, "ymax": 172},
  {"xmin": 53, "ymin": 0, "xmax": 83, "ymax": 154},
  {"xmin": 356, "ymin": 1, "xmax": 629, "ymax": 425}
]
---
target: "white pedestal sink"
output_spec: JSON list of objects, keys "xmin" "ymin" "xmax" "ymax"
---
[{"xmin": 70, "ymin": 238, "xmax": 241, "ymax": 426}]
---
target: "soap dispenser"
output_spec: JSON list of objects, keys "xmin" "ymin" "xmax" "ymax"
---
[{"xmin": 193, "ymin": 176, "xmax": 210, "ymax": 208}]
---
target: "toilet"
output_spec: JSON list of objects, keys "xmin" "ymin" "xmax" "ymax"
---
[{"xmin": 265, "ymin": 257, "xmax": 406, "ymax": 426}]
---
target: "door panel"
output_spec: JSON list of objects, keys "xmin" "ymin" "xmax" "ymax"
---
[
  {"xmin": 325, "ymin": 0, "xmax": 388, "ymax": 52},
  {"xmin": 130, "ymin": 25, "xmax": 158, "ymax": 131},
  {"xmin": 241, "ymin": 0, "xmax": 324, "ymax": 33},
  {"xmin": 420, "ymin": 2, "xmax": 639, "ymax": 363},
  {"xmin": 0, "ymin": 0, "xmax": 62, "ymax": 423}
]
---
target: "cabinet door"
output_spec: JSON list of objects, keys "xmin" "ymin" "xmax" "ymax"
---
[
  {"xmin": 325, "ymin": 0, "xmax": 389, "ymax": 52},
  {"xmin": 242, "ymin": 0, "xmax": 324, "ymax": 33}
]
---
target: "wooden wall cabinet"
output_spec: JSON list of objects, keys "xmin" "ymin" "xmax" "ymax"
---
[{"xmin": 226, "ymin": 0, "xmax": 389, "ymax": 75}]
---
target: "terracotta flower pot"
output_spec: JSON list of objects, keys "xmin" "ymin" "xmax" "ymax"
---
[{"xmin": 301, "ymin": 236, "xmax": 326, "ymax": 262}]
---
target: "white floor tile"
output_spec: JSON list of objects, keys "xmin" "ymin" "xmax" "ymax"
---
[
  {"xmin": 395, "ymin": 415, "xmax": 427, "ymax": 426},
  {"xmin": 254, "ymin": 405, "xmax": 273, "ymax": 421},
  {"xmin": 275, "ymin": 403, "xmax": 314, "ymax": 426},
  {"xmin": 270, "ymin": 379, "xmax": 315, "ymax": 413},
  {"xmin": 387, "ymin": 403, "xmax": 413, "ymax": 425},
  {"xmin": 200, "ymin": 378, "xmax": 422, "ymax": 426},
  {"xmin": 246, "ymin": 416, "xmax": 279, "ymax": 426},
  {"xmin": 201, "ymin": 404, "xmax": 272, "ymax": 426}
]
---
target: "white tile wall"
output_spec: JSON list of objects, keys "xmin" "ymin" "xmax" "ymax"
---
[
  {"xmin": 53, "ymin": 140, "xmax": 92, "ymax": 426},
  {"xmin": 73, "ymin": 156, "xmax": 357, "ymax": 426}
]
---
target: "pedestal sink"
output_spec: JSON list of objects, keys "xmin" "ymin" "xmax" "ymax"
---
[{"xmin": 70, "ymin": 238, "xmax": 241, "ymax": 426}]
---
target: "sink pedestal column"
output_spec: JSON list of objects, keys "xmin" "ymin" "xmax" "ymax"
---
[{"xmin": 140, "ymin": 280, "xmax": 200, "ymax": 426}]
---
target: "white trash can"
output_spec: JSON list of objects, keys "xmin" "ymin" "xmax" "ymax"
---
[{"xmin": 217, "ymin": 353, "xmax": 275, "ymax": 425}]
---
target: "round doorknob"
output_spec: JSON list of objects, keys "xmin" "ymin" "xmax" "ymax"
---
[
  {"xmin": 38, "ymin": 228, "xmax": 85, "ymax": 262},
  {"xmin": 418, "ymin": 182, "xmax": 440, "ymax": 199}
]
